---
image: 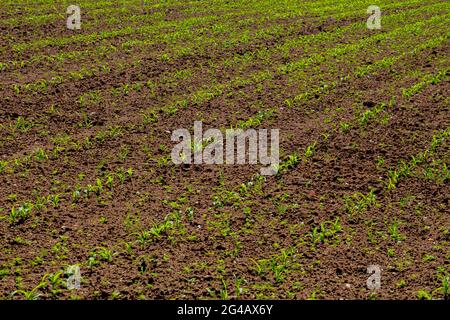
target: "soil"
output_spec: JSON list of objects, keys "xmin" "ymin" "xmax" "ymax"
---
[{"xmin": 0, "ymin": 0, "xmax": 448, "ymax": 300}]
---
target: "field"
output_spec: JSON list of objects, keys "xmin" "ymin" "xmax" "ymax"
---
[{"xmin": 0, "ymin": 0, "xmax": 449, "ymax": 300}]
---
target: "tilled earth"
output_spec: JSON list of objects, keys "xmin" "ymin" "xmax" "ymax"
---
[{"xmin": 0, "ymin": 0, "xmax": 449, "ymax": 300}]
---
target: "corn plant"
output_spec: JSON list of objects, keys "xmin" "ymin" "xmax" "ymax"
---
[
  {"xmin": 142, "ymin": 110, "xmax": 158, "ymax": 125},
  {"xmin": 87, "ymin": 253, "xmax": 100, "ymax": 268},
  {"xmin": 12, "ymin": 84, "xmax": 21, "ymax": 95},
  {"xmin": 388, "ymin": 220, "xmax": 404, "ymax": 242},
  {"xmin": 250, "ymin": 258, "xmax": 266, "ymax": 276},
  {"xmin": 417, "ymin": 290, "xmax": 432, "ymax": 300},
  {"xmin": 440, "ymin": 277, "xmax": 449, "ymax": 299},
  {"xmin": 219, "ymin": 278, "xmax": 228, "ymax": 300},
  {"xmin": 309, "ymin": 218, "xmax": 342, "ymax": 246},
  {"xmin": 185, "ymin": 207, "xmax": 194, "ymax": 222},
  {"xmin": 106, "ymin": 175, "xmax": 114, "ymax": 189},
  {"xmin": 45, "ymin": 271, "xmax": 65, "ymax": 297},
  {"xmin": 340, "ymin": 122, "xmax": 350, "ymax": 133},
  {"xmin": 34, "ymin": 196, "xmax": 46, "ymax": 211},
  {"xmin": 34, "ymin": 148, "xmax": 47, "ymax": 161},
  {"xmin": 10, "ymin": 203, "xmax": 33, "ymax": 224},
  {"xmin": 149, "ymin": 220, "xmax": 174, "ymax": 238},
  {"xmin": 14, "ymin": 116, "xmax": 32, "ymax": 132},
  {"xmin": 0, "ymin": 160, "xmax": 8, "ymax": 173},
  {"xmin": 304, "ymin": 142, "xmax": 317, "ymax": 159},
  {"xmin": 72, "ymin": 189, "xmax": 81, "ymax": 203},
  {"xmin": 118, "ymin": 145, "xmax": 130, "ymax": 161},
  {"xmin": 109, "ymin": 126, "xmax": 123, "ymax": 138},
  {"xmin": 84, "ymin": 184, "xmax": 96, "ymax": 198},
  {"xmin": 95, "ymin": 178, "xmax": 103, "ymax": 195},
  {"xmin": 135, "ymin": 230, "xmax": 152, "ymax": 246},
  {"xmin": 11, "ymin": 274, "xmax": 47, "ymax": 300},
  {"xmin": 277, "ymin": 153, "xmax": 300, "ymax": 174},
  {"xmin": 358, "ymin": 103, "xmax": 386, "ymax": 127},
  {"xmin": 96, "ymin": 247, "xmax": 114, "ymax": 262},
  {"xmin": 343, "ymin": 189, "xmax": 377, "ymax": 214},
  {"xmin": 271, "ymin": 259, "xmax": 286, "ymax": 284},
  {"xmin": 47, "ymin": 193, "xmax": 60, "ymax": 206},
  {"xmin": 11, "ymin": 286, "xmax": 42, "ymax": 300}
]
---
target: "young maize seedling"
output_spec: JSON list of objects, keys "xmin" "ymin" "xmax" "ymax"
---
[
  {"xmin": 106, "ymin": 175, "xmax": 114, "ymax": 189},
  {"xmin": 220, "ymin": 278, "xmax": 228, "ymax": 300},
  {"xmin": 46, "ymin": 271, "xmax": 65, "ymax": 297},
  {"xmin": 34, "ymin": 196, "xmax": 46, "ymax": 211},
  {"xmin": 343, "ymin": 189, "xmax": 377, "ymax": 214},
  {"xmin": 14, "ymin": 116, "xmax": 32, "ymax": 132},
  {"xmin": 11, "ymin": 285, "xmax": 43, "ymax": 300},
  {"xmin": 250, "ymin": 258, "xmax": 266, "ymax": 276},
  {"xmin": 87, "ymin": 253, "xmax": 100, "ymax": 268},
  {"xmin": 271, "ymin": 260, "xmax": 286, "ymax": 284},
  {"xmin": 72, "ymin": 189, "xmax": 81, "ymax": 203},
  {"xmin": 388, "ymin": 220, "xmax": 404, "ymax": 242},
  {"xmin": 10, "ymin": 203, "xmax": 33, "ymax": 224},
  {"xmin": 96, "ymin": 247, "xmax": 114, "ymax": 262},
  {"xmin": 135, "ymin": 230, "xmax": 152, "ymax": 246},
  {"xmin": 0, "ymin": 160, "xmax": 8, "ymax": 173},
  {"xmin": 304, "ymin": 142, "xmax": 317, "ymax": 159},
  {"xmin": 340, "ymin": 122, "xmax": 350, "ymax": 133},
  {"xmin": 109, "ymin": 126, "xmax": 123, "ymax": 138},
  {"xmin": 11, "ymin": 274, "xmax": 47, "ymax": 300},
  {"xmin": 12, "ymin": 84, "xmax": 20, "ymax": 95},
  {"xmin": 96, "ymin": 178, "xmax": 103, "ymax": 194},
  {"xmin": 48, "ymin": 194, "xmax": 61, "ymax": 207},
  {"xmin": 185, "ymin": 207, "xmax": 194, "ymax": 222},
  {"xmin": 417, "ymin": 290, "xmax": 432, "ymax": 300},
  {"xmin": 34, "ymin": 148, "xmax": 47, "ymax": 161}
]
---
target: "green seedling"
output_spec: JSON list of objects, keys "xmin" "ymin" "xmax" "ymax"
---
[{"xmin": 10, "ymin": 203, "xmax": 33, "ymax": 224}]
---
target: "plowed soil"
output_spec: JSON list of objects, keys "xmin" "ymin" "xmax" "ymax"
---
[{"xmin": 0, "ymin": 0, "xmax": 449, "ymax": 300}]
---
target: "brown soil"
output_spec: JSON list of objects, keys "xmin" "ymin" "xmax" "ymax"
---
[{"xmin": 0, "ymin": 0, "xmax": 449, "ymax": 300}]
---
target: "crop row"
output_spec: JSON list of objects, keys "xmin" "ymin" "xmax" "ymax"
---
[{"xmin": 2, "ymin": 5, "xmax": 445, "ymax": 157}]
